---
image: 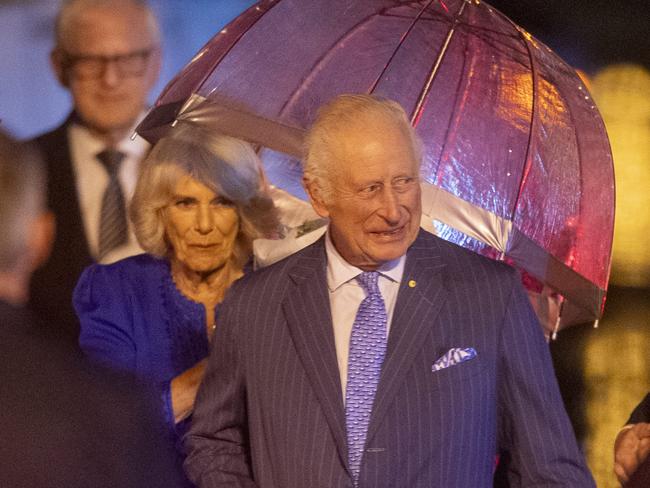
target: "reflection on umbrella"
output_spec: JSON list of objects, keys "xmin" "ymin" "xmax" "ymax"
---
[{"xmin": 137, "ymin": 0, "xmax": 615, "ymax": 335}]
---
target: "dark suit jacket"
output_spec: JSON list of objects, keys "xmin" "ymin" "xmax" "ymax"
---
[
  {"xmin": 28, "ymin": 115, "xmax": 94, "ymax": 342},
  {"xmin": 628, "ymin": 394, "xmax": 650, "ymax": 425},
  {"xmin": 185, "ymin": 230, "xmax": 594, "ymax": 487},
  {"xmin": 0, "ymin": 299, "xmax": 185, "ymax": 488},
  {"xmin": 624, "ymin": 394, "xmax": 650, "ymax": 487}
]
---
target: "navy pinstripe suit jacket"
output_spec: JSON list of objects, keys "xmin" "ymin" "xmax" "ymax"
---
[{"xmin": 185, "ymin": 229, "xmax": 595, "ymax": 487}]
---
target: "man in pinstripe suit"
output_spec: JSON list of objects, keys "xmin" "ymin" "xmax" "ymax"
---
[{"xmin": 185, "ymin": 94, "xmax": 595, "ymax": 487}]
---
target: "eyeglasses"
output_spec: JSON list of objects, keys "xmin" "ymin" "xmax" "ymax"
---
[{"xmin": 62, "ymin": 48, "xmax": 154, "ymax": 80}]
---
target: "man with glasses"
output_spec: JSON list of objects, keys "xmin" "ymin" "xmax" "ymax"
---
[{"xmin": 29, "ymin": 0, "xmax": 161, "ymax": 342}]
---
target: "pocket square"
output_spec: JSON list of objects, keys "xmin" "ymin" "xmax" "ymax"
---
[{"xmin": 431, "ymin": 347, "xmax": 477, "ymax": 372}]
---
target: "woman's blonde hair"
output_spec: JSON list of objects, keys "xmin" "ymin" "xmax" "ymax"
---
[{"xmin": 130, "ymin": 122, "xmax": 279, "ymax": 268}]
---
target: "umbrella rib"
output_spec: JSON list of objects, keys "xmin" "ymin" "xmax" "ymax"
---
[
  {"xmin": 199, "ymin": 1, "xmax": 282, "ymax": 100},
  {"xmin": 430, "ymin": 36, "xmax": 470, "ymax": 183},
  {"xmin": 410, "ymin": 0, "xmax": 471, "ymax": 126},
  {"xmin": 156, "ymin": 2, "xmax": 278, "ymax": 105},
  {"xmin": 277, "ymin": 2, "xmax": 439, "ymax": 119},
  {"xmin": 489, "ymin": 11, "xmax": 539, "ymax": 226},
  {"xmin": 276, "ymin": 11, "xmax": 383, "ymax": 118},
  {"xmin": 488, "ymin": 8, "xmax": 589, "ymax": 324},
  {"xmin": 554, "ymin": 73, "xmax": 584, "ymax": 271},
  {"xmin": 366, "ymin": 1, "xmax": 438, "ymax": 94}
]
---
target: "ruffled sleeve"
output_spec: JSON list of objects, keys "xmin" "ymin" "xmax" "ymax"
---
[
  {"xmin": 75, "ymin": 261, "xmax": 182, "ymax": 436},
  {"xmin": 74, "ymin": 263, "xmax": 137, "ymax": 373}
]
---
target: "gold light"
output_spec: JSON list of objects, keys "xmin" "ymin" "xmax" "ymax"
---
[{"xmin": 591, "ymin": 64, "xmax": 650, "ymax": 287}]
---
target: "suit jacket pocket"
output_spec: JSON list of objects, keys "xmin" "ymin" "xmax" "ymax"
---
[{"xmin": 429, "ymin": 355, "xmax": 486, "ymax": 393}]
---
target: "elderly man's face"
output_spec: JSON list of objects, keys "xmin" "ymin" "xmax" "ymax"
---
[
  {"xmin": 164, "ymin": 175, "xmax": 240, "ymax": 276},
  {"xmin": 308, "ymin": 119, "xmax": 422, "ymax": 270},
  {"xmin": 54, "ymin": 4, "xmax": 160, "ymax": 140}
]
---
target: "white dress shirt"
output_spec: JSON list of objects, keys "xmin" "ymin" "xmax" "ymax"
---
[
  {"xmin": 324, "ymin": 230, "xmax": 405, "ymax": 400},
  {"xmin": 68, "ymin": 118, "xmax": 148, "ymax": 263}
]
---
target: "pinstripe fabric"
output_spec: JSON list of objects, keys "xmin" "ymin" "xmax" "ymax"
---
[{"xmin": 185, "ymin": 229, "xmax": 595, "ymax": 488}]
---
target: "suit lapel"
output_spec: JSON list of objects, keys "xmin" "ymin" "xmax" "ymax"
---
[
  {"xmin": 43, "ymin": 115, "xmax": 92, "ymax": 263},
  {"xmin": 282, "ymin": 238, "xmax": 350, "ymax": 470},
  {"xmin": 365, "ymin": 230, "xmax": 448, "ymax": 444}
]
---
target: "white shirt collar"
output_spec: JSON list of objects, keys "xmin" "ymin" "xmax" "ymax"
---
[
  {"xmin": 68, "ymin": 112, "xmax": 149, "ymax": 159},
  {"xmin": 325, "ymin": 228, "xmax": 405, "ymax": 292},
  {"xmin": 66, "ymin": 113, "xmax": 149, "ymax": 262}
]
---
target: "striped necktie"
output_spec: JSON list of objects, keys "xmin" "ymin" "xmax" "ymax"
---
[
  {"xmin": 345, "ymin": 270, "xmax": 388, "ymax": 485},
  {"xmin": 96, "ymin": 149, "xmax": 128, "ymax": 259}
]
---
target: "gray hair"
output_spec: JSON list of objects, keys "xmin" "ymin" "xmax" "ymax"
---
[
  {"xmin": 130, "ymin": 123, "xmax": 279, "ymax": 268},
  {"xmin": 0, "ymin": 132, "xmax": 46, "ymax": 271},
  {"xmin": 303, "ymin": 94, "xmax": 423, "ymax": 202},
  {"xmin": 54, "ymin": 0, "xmax": 160, "ymax": 52}
]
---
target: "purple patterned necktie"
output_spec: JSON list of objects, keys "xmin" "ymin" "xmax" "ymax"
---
[
  {"xmin": 345, "ymin": 271, "xmax": 388, "ymax": 485},
  {"xmin": 96, "ymin": 149, "xmax": 128, "ymax": 259}
]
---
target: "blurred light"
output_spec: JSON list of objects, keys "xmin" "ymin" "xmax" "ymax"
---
[
  {"xmin": 584, "ymin": 325, "xmax": 650, "ymax": 484},
  {"xmin": 591, "ymin": 64, "xmax": 650, "ymax": 287},
  {"xmin": 582, "ymin": 290, "xmax": 650, "ymax": 485}
]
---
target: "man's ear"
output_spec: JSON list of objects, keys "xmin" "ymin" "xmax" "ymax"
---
[
  {"xmin": 27, "ymin": 211, "xmax": 56, "ymax": 272},
  {"xmin": 50, "ymin": 49, "xmax": 69, "ymax": 88},
  {"xmin": 144, "ymin": 46, "xmax": 162, "ymax": 91},
  {"xmin": 303, "ymin": 177, "xmax": 330, "ymax": 219}
]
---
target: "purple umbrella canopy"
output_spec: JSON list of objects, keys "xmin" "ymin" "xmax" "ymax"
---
[{"xmin": 137, "ymin": 0, "xmax": 615, "ymax": 334}]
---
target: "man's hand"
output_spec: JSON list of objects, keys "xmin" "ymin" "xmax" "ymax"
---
[{"xmin": 614, "ymin": 423, "xmax": 650, "ymax": 485}]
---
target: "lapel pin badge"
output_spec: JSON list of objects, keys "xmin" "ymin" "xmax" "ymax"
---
[{"xmin": 408, "ymin": 279, "xmax": 416, "ymax": 288}]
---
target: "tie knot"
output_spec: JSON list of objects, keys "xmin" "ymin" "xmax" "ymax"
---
[
  {"xmin": 96, "ymin": 149, "xmax": 125, "ymax": 175},
  {"xmin": 356, "ymin": 271, "xmax": 381, "ymax": 296}
]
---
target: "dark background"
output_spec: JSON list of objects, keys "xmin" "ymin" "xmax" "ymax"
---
[{"xmin": 487, "ymin": 0, "xmax": 649, "ymax": 72}]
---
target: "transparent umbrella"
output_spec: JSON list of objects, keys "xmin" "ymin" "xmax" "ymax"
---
[{"xmin": 137, "ymin": 0, "xmax": 615, "ymax": 335}]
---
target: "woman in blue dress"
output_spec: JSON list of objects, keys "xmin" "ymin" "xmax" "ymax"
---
[{"xmin": 73, "ymin": 122, "xmax": 279, "ymax": 481}]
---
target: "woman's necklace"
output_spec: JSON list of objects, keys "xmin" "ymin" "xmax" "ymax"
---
[
  {"xmin": 171, "ymin": 260, "xmax": 242, "ymax": 338},
  {"xmin": 171, "ymin": 262, "xmax": 231, "ymax": 304}
]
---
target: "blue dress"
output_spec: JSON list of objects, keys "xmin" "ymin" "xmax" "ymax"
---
[{"xmin": 74, "ymin": 253, "xmax": 210, "ymax": 482}]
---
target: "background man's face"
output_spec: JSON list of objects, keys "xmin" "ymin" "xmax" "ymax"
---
[
  {"xmin": 310, "ymin": 118, "xmax": 422, "ymax": 270},
  {"xmin": 56, "ymin": 5, "xmax": 160, "ymax": 138}
]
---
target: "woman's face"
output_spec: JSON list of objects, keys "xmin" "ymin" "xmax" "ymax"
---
[{"xmin": 164, "ymin": 174, "xmax": 240, "ymax": 275}]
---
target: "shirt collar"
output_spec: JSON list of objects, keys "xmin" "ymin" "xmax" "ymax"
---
[
  {"xmin": 69, "ymin": 112, "xmax": 149, "ymax": 159},
  {"xmin": 325, "ymin": 228, "xmax": 405, "ymax": 292}
]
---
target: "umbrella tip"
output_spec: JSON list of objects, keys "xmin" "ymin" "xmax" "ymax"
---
[
  {"xmin": 130, "ymin": 131, "xmax": 137, "ymax": 141},
  {"xmin": 593, "ymin": 319, "xmax": 599, "ymax": 329},
  {"xmin": 551, "ymin": 315, "xmax": 561, "ymax": 341}
]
